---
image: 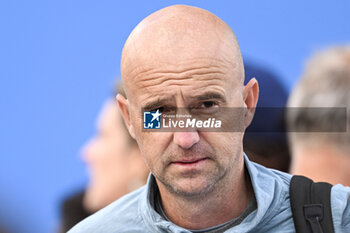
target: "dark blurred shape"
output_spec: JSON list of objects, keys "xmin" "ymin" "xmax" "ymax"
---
[
  {"xmin": 0, "ymin": 224, "xmax": 10, "ymax": 233},
  {"xmin": 59, "ymin": 191, "xmax": 92, "ymax": 233},
  {"xmin": 243, "ymin": 61, "xmax": 290, "ymax": 172}
]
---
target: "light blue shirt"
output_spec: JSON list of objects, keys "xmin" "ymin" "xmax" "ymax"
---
[{"xmin": 68, "ymin": 155, "xmax": 350, "ymax": 233}]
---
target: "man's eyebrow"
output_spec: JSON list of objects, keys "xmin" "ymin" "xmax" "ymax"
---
[
  {"xmin": 194, "ymin": 92, "xmax": 226, "ymax": 102},
  {"xmin": 143, "ymin": 98, "xmax": 171, "ymax": 110},
  {"xmin": 142, "ymin": 92, "xmax": 225, "ymax": 110}
]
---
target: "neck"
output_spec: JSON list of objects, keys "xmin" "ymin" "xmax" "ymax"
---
[
  {"xmin": 156, "ymin": 157, "xmax": 253, "ymax": 230},
  {"xmin": 291, "ymin": 143, "xmax": 350, "ymax": 186}
]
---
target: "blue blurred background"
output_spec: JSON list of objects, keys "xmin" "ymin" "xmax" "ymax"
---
[{"xmin": 0, "ymin": 0, "xmax": 349, "ymax": 232}]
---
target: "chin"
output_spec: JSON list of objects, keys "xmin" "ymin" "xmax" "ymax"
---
[
  {"xmin": 83, "ymin": 191, "xmax": 101, "ymax": 212},
  {"xmin": 169, "ymin": 178, "xmax": 216, "ymax": 198}
]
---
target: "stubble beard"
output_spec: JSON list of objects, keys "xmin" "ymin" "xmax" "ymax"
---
[
  {"xmin": 157, "ymin": 163, "xmax": 229, "ymax": 199},
  {"xmin": 152, "ymin": 143, "xmax": 231, "ymax": 200}
]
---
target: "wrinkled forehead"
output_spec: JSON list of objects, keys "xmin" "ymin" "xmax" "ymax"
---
[{"xmin": 124, "ymin": 59, "xmax": 243, "ymax": 110}]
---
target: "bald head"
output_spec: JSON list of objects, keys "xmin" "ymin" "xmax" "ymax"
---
[{"xmin": 121, "ymin": 5, "xmax": 244, "ymax": 99}]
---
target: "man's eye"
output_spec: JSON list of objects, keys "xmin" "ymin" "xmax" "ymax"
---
[
  {"xmin": 200, "ymin": 101, "xmax": 217, "ymax": 109},
  {"xmin": 190, "ymin": 101, "xmax": 219, "ymax": 116}
]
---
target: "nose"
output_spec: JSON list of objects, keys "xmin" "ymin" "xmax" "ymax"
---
[
  {"xmin": 173, "ymin": 131, "xmax": 200, "ymax": 149},
  {"xmin": 81, "ymin": 137, "xmax": 96, "ymax": 164}
]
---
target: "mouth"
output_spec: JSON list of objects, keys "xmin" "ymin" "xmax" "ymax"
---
[{"xmin": 171, "ymin": 157, "xmax": 208, "ymax": 166}]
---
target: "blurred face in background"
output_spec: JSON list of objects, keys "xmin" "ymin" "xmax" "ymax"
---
[{"xmin": 82, "ymin": 99, "xmax": 148, "ymax": 212}]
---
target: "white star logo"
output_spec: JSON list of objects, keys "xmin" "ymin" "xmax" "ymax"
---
[{"xmin": 150, "ymin": 109, "xmax": 161, "ymax": 122}]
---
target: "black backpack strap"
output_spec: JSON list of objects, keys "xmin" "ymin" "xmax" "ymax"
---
[{"xmin": 290, "ymin": 175, "xmax": 335, "ymax": 233}]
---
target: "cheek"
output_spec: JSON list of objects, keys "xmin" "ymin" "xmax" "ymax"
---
[
  {"xmin": 202, "ymin": 132, "xmax": 243, "ymax": 157},
  {"xmin": 96, "ymin": 142, "xmax": 129, "ymax": 178},
  {"xmin": 222, "ymin": 132, "xmax": 244, "ymax": 150},
  {"xmin": 107, "ymin": 139, "xmax": 123, "ymax": 155},
  {"xmin": 138, "ymin": 132, "xmax": 172, "ymax": 166},
  {"xmin": 92, "ymin": 139, "xmax": 124, "ymax": 165}
]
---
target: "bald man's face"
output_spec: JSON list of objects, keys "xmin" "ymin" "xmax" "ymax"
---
[{"xmin": 118, "ymin": 5, "xmax": 258, "ymax": 197}]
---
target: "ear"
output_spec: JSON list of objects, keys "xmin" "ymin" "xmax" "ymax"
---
[
  {"xmin": 243, "ymin": 78, "xmax": 259, "ymax": 128},
  {"xmin": 116, "ymin": 94, "xmax": 136, "ymax": 139}
]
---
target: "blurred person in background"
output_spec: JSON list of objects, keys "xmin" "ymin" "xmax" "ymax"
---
[
  {"xmin": 59, "ymin": 83, "xmax": 149, "ymax": 232},
  {"xmin": 243, "ymin": 62, "xmax": 290, "ymax": 172},
  {"xmin": 287, "ymin": 46, "xmax": 350, "ymax": 186}
]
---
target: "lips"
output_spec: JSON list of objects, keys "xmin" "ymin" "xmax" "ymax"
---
[{"xmin": 171, "ymin": 157, "xmax": 208, "ymax": 165}]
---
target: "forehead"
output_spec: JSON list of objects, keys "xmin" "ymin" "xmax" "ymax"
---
[{"xmin": 126, "ymin": 56, "xmax": 242, "ymax": 106}]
